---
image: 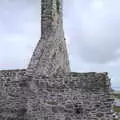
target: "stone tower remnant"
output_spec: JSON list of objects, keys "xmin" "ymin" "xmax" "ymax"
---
[
  {"xmin": 0, "ymin": 0, "xmax": 114, "ymax": 120},
  {"xmin": 26, "ymin": 0, "xmax": 70, "ymax": 77}
]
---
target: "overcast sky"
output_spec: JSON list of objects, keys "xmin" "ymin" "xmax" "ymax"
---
[{"xmin": 0, "ymin": 0, "xmax": 120, "ymax": 89}]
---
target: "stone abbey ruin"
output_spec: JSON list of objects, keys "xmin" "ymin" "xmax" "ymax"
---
[{"xmin": 0, "ymin": 0, "xmax": 114, "ymax": 120}]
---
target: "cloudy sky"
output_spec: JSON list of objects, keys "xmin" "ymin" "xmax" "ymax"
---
[{"xmin": 0, "ymin": 0, "xmax": 120, "ymax": 89}]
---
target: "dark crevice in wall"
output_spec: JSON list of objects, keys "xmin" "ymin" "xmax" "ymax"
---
[{"xmin": 56, "ymin": 0, "xmax": 60, "ymax": 14}]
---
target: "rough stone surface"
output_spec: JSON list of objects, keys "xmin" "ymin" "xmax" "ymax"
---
[
  {"xmin": 0, "ymin": 0, "xmax": 114, "ymax": 120},
  {"xmin": 0, "ymin": 69, "xmax": 26, "ymax": 120},
  {"xmin": 0, "ymin": 72, "xmax": 114, "ymax": 120},
  {"xmin": 26, "ymin": 0, "xmax": 70, "ymax": 76},
  {"xmin": 25, "ymin": 72, "xmax": 114, "ymax": 120}
]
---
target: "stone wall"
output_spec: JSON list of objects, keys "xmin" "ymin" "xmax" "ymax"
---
[
  {"xmin": 0, "ymin": 69, "xmax": 26, "ymax": 120},
  {"xmin": 0, "ymin": 70, "xmax": 114, "ymax": 120},
  {"xmin": 25, "ymin": 72, "xmax": 113, "ymax": 120},
  {"xmin": 0, "ymin": 0, "xmax": 114, "ymax": 119},
  {"xmin": 0, "ymin": 69, "xmax": 25, "ymax": 77}
]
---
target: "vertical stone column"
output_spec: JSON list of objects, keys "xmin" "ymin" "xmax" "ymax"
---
[
  {"xmin": 41, "ymin": 0, "xmax": 63, "ymax": 38},
  {"xmin": 26, "ymin": 0, "xmax": 70, "ymax": 76}
]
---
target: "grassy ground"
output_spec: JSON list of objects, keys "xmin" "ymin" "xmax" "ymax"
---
[
  {"xmin": 113, "ymin": 106, "xmax": 120, "ymax": 112},
  {"xmin": 114, "ymin": 93, "xmax": 120, "ymax": 99},
  {"xmin": 113, "ymin": 91, "xmax": 120, "ymax": 112}
]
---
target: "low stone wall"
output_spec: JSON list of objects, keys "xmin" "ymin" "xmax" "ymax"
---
[
  {"xmin": 26, "ymin": 72, "xmax": 114, "ymax": 120},
  {"xmin": 0, "ymin": 69, "xmax": 26, "ymax": 120},
  {"xmin": 0, "ymin": 71, "xmax": 114, "ymax": 120}
]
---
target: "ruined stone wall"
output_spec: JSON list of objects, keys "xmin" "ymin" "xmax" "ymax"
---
[
  {"xmin": 0, "ymin": 69, "xmax": 25, "ymax": 77},
  {"xmin": 25, "ymin": 72, "xmax": 114, "ymax": 120},
  {"xmin": 0, "ymin": 0, "xmax": 114, "ymax": 119},
  {"xmin": 0, "ymin": 69, "xmax": 26, "ymax": 120},
  {"xmin": 0, "ymin": 71, "xmax": 113, "ymax": 120}
]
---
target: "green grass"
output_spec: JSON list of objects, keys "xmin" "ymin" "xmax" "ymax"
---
[
  {"xmin": 113, "ymin": 106, "xmax": 120, "ymax": 112},
  {"xmin": 113, "ymin": 93, "xmax": 120, "ymax": 99},
  {"xmin": 113, "ymin": 92, "xmax": 120, "ymax": 113}
]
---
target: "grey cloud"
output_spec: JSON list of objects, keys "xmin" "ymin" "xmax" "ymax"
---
[
  {"xmin": 0, "ymin": 0, "xmax": 40, "ymax": 34},
  {"xmin": 0, "ymin": 0, "xmax": 40, "ymax": 69},
  {"xmin": 64, "ymin": 0, "xmax": 120, "ymax": 64}
]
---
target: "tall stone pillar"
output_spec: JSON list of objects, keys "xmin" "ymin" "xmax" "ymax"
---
[{"xmin": 26, "ymin": 0, "xmax": 70, "ymax": 76}]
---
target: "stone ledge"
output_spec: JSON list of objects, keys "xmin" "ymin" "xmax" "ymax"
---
[{"xmin": 0, "ymin": 69, "xmax": 26, "ymax": 77}]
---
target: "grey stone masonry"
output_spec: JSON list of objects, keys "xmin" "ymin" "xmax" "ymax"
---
[
  {"xmin": 0, "ymin": 72, "xmax": 114, "ymax": 120},
  {"xmin": 41, "ymin": 0, "xmax": 63, "ymax": 37},
  {"xmin": 0, "ymin": 69, "xmax": 26, "ymax": 120},
  {"xmin": 0, "ymin": 0, "xmax": 114, "ymax": 120},
  {"xmin": 24, "ymin": 72, "xmax": 114, "ymax": 120},
  {"xmin": 26, "ymin": 0, "xmax": 70, "ymax": 77}
]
